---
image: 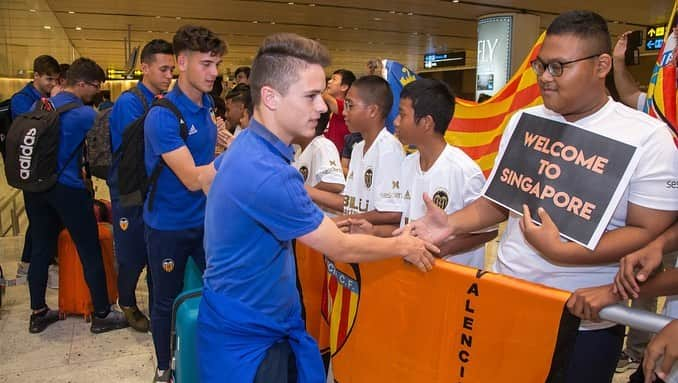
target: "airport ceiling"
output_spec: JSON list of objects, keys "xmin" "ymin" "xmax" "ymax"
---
[{"xmin": 1, "ymin": 0, "xmax": 675, "ymax": 76}]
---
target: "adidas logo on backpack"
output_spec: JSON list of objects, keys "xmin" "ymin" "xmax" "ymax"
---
[{"xmin": 4, "ymin": 99, "xmax": 81, "ymax": 192}]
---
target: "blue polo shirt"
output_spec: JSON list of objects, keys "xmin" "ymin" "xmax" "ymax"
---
[
  {"xmin": 107, "ymin": 82, "xmax": 155, "ymax": 200},
  {"xmin": 143, "ymin": 85, "xmax": 217, "ymax": 230},
  {"xmin": 10, "ymin": 82, "xmax": 42, "ymax": 119},
  {"xmin": 50, "ymin": 91, "xmax": 97, "ymax": 189},
  {"xmin": 203, "ymin": 119, "xmax": 324, "ymax": 323}
]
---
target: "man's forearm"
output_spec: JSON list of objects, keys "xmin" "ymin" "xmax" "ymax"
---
[
  {"xmin": 449, "ymin": 197, "xmax": 508, "ymax": 235},
  {"xmin": 438, "ymin": 231, "xmax": 498, "ymax": 258},
  {"xmin": 613, "ymin": 59, "xmax": 643, "ymax": 108},
  {"xmin": 306, "ymin": 186, "xmax": 344, "ymax": 211},
  {"xmin": 347, "ymin": 210, "xmax": 401, "ymax": 225},
  {"xmin": 637, "ymin": 268, "xmax": 678, "ymax": 299}
]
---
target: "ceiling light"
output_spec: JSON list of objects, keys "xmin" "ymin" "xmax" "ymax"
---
[
  {"xmin": 68, "ymin": 11, "xmax": 75, "ymax": 14},
  {"xmin": 29, "ymin": 9, "xmax": 36, "ymax": 12},
  {"xmin": 252, "ymin": 20, "xmax": 258, "ymax": 23},
  {"xmin": 75, "ymin": 26, "xmax": 82, "ymax": 31},
  {"xmin": 373, "ymin": 17, "xmax": 382, "ymax": 21},
  {"xmin": 353, "ymin": 27, "xmax": 359, "ymax": 30},
  {"xmin": 309, "ymin": 3, "xmax": 316, "ymax": 6},
  {"xmin": 452, "ymin": 0, "xmax": 460, "ymax": 3},
  {"xmin": 407, "ymin": 12, "xmax": 414, "ymax": 15},
  {"xmin": 287, "ymin": 2, "xmax": 294, "ymax": 4},
  {"xmin": 270, "ymin": 21, "xmax": 276, "ymax": 24},
  {"xmin": 155, "ymin": 15, "xmax": 161, "ymax": 18},
  {"xmin": 148, "ymin": 30, "xmax": 153, "ymax": 33},
  {"xmin": 43, "ymin": 25, "xmax": 52, "ymax": 29},
  {"xmin": 176, "ymin": 16, "xmax": 181, "ymax": 20},
  {"xmin": 338, "ymin": 26, "xmax": 343, "ymax": 29},
  {"xmin": 389, "ymin": 10, "xmax": 395, "ymax": 14}
]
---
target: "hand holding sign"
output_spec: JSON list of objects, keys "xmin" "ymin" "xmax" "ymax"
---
[{"xmin": 519, "ymin": 204, "xmax": 565, "ymax": 260}]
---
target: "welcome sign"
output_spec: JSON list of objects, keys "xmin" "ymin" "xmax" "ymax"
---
[{"xmin": 483, "ymin": 113, "xmax": 638, "ymax": 249}]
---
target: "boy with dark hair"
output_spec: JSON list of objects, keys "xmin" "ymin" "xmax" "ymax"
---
[
  {"xmin": 11, "ymin": 54, "xmax": 60, "ymax": 285},
  {"xmin": 309, "ymin": 75, "xmax": 404, "ymax": 227},
  {"xmin": 347, "ymin": 78, "xmax": 497, "ymax": 268},
  {"xmin": 198, "ymin": 33, "xmax": 436, "ymax": 382},
  {"xmin": 405, "ymin": 10, "xmax": 678, "ymax": 383},
  {"xmin": 50, "ymin": 63, "xmax": 70, "ymax": 97},
  {"xmin": 107, "ymin": 38, "xmax": 175, "ymax": 333},
  {"xmin": 225, "ymin": 83, "xmax": 250, "ymax": 135},
  {"xmin": 234, "ymin": 66, "xmax": 250, "ymax": 85},
  {"xmin": 323, "ymin": 68, "xmax": 356, "ymax": 154},
  {"xmin": 23, "ymin": 57, "xmax": 128, "ymax": 335},
  {"xmin": 143, "ymin": 25, "xmax": 225, "ymax": 382}
]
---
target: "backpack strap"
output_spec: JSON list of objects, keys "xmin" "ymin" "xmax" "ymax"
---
[
  {"xmin": 146, "ymin": 97, "xmax": 188, "ymax": 211},
  {"xmin": 128, "ymin": 86, "xmax": 149, "ymax": 112},
  {"xmin": 54, "ymin": 102, "xmax": 89, "ymax": 180}
]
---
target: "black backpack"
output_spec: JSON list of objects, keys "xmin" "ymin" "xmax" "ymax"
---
[
  {"xmin": 117, "ymin": 97, "xmax": 187, "ymax": 210},
  {"xmin": 86, "ymin": 87, "xmax": 147, "ymax": 180},
  {"xmin": 0, "ymin": 98, "xmax": 12, "ymax": 160},
  {"xmin": 4, "ymin": 99, "xmax": 82, "ymax": 192}
]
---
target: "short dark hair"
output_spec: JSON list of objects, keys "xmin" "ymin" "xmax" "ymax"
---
[
  {"xmin": 141, "ymin": 39, "xmax": 174, "ymax": 63},
  {"xmin": 333, "ymin": 69, "xmax": 356, "ymax": 88},
  {"xmin": 57, "ymin": 64, "xmax": 70, "ymax": 79},
  {"xmin": 234, "ymin": 66, "xmax": 250, "ymax": 79},
  {"xmin": 33, "ymin": 55, "xmax": 60, "ymax": 75},
  {"xmin": 401, "ymin": 79, "xmax": 455, "ymax": 135},
  {"xmin": 350, "ymin": 75, "xmax": 393, "ymax": 120},
  {"xmin": 546, "ymin": 10, "xmax": 611, "ymax": 54},
  {"xmin": 225, "ymin": 83, "xmax": 250, "ymax": 104},
  {"xmin": 101, "ymin": 90, "xmax": 111, "ymax": 99},
  {"xmin": 173, "ymin": 25, "xmax": 226, "ymax": 56},
  {"xmin": 250, "ymin": 33, "xmax": 330, "ymax": 106},
  {"xmin": 66, "ymin": 57, "xmax": 106, "ymax": 86}
]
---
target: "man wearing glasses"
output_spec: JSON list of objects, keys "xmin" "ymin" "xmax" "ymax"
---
[
  {"xmin": 23, "ymin": 58, "xmax": 129, "ymax": 335},
  {"xmin": 402, "ymin": 10, "xmax": 678, "ymax": 383}
]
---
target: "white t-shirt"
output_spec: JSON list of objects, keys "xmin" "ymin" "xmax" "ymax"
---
[
  {"xmin": 343, "ymin": 128, "xmax": 404, "ymax": 215},
  {"xmin": 485, "ymin": 99, "xmax": 678, "ymax": 330},
  {"xmin": 293, "ymin": 135, "xmax": 345, "ymax": 188},
  {"xmin": 400, "ymin": 145, "xmax": 487, "ymax": 268}
]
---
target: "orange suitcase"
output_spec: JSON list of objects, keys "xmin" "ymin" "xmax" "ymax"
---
[{"xmin": 58, "ymin": 222, "xmax": 118, "ymax": 321}]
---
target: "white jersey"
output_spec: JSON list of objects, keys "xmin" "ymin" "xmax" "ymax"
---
[
  {"xmin": 293, "ymin": 135, "xmax": 345, "ymax": 188},
  {"xmin": 484, "ymin": 98, "xmax": 678, "ymax": 331},
  {"xmin": 343, "ymin": 128, "xmax": 404, "ymax": 215},
  {"xmin": 400, "ymin": 145, "xmax": 487, "ymax": 268}
]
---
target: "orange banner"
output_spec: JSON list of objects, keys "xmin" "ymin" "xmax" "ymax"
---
[{"xmin": 294, "ymin": 243, "xmax": 579, "ymax": 383}]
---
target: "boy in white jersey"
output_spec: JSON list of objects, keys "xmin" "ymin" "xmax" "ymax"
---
[
  {"xmin": 307, "ymin": 75, "xmax": 404, "ymax": 226},
  {"xmin": 402, "ymin": 11, "xmax": 678, "ymax": 383},
  {"xmin": 293, "ymin": 121, "xmax": 345, "ymax": 215},
  {"xmin": 347, "ymin": 78, "xmax": 497, "ymax": 268}
]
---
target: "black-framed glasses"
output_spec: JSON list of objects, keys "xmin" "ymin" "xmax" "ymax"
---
[
  {"xmin": 344, "ymin": 99, "xmax": 366, "ymax": 111},
  {"xmin": 84, "ymin": 81, "xmax": 101, "ymax": 89},
  {"xmin": 530, "ymin": 53, "xmax": 603, "ymax": 77}
]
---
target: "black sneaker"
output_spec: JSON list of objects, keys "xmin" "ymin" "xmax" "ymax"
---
[
  {"xmin": 90, "ymin": 309, "xmax": 129, "ymax": 334},
  {"xmin": 29, "ymin": 308, "xmax": 60, "ymax": 333}
]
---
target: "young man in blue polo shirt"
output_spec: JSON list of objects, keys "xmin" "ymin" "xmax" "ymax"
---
[
  {"xmin": 143, "ymin": 25, "xmax": 224, "ymax": 383},
  {"xmin": 11, "ymin": 55, "xmax": 60, "ymax": 285},
  {"xmin": 198, "ymin": 33, "xmax": 437, "ymax": 383},
  {"xmin": 23, "ymin": 58, "xmax": 128, "ymax": 334},
  {"xmin": 108, "ymin": 39, "xmax": 175, "ymax": 333}
]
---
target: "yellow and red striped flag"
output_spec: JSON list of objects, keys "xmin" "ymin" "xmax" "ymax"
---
[
  {"xmin": 645, "ymin": 1, "xmax": 678, "ymax": 142},
  {"xmin": 446, "ymin": 33, "xmax": 545, "ymax": 176}
]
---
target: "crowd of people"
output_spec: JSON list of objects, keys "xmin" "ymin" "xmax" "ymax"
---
[{"xmin": 3, "ymin": 8, "xmax": 678, "ymax": 383}]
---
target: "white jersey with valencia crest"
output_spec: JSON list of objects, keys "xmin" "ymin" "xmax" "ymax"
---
[
  {"xmin": 343, "ymin": 128, "xmax": 404, "ymax": 215},
  {"xmin": 400, "ymin": 145, "xmax": 487, "ymax": 268}
]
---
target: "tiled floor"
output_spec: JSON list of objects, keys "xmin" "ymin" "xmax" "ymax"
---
[{"xmin": 0, "ymin": 236, "xmax": 155, "ymax": 383}]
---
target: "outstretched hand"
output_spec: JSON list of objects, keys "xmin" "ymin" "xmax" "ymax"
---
[
  {"xmin": 393, "ymin": 193, "xmax": 452, "ymax": 245},
  {"xmin": 397, "ymin": 225, "xmax": 439, "ymax": 272}
]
